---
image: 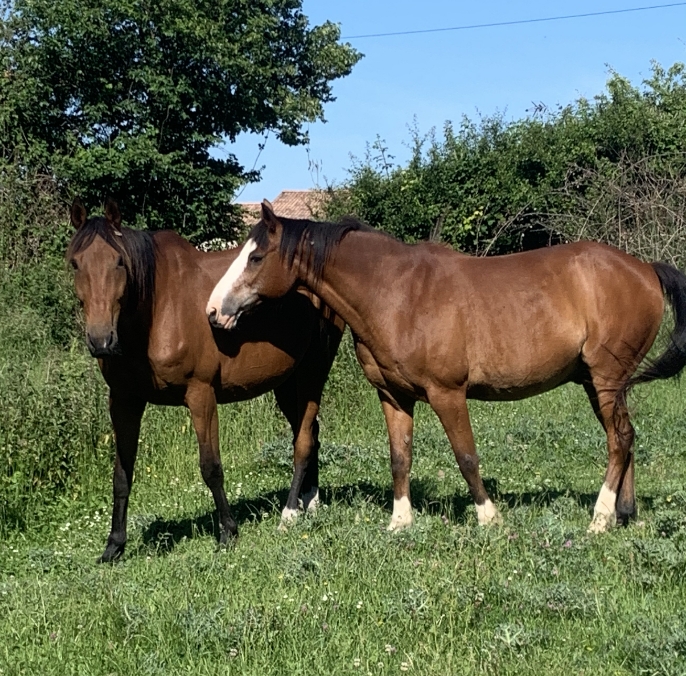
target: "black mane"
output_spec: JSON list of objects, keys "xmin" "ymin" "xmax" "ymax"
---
[
  {"xmin": 250, "ymin": 215, "xmax": 375, "ymax": 285},
  {"xmin": 66, "ymin": 217, "xmax": 157, "ymax": 307}
]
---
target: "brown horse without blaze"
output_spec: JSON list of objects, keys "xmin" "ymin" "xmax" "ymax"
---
[
  {"xmin": 207, "ymin": 201, "xmax": 686, "ymax": 533},
  {"xmin": 67, "ymin": 199, "xmax": 343, "ymax": 562}
]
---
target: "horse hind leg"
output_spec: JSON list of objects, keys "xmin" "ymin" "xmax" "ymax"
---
[{"xmin": 584, "ymin": 378, "xmax": 636, "ymax": 533}]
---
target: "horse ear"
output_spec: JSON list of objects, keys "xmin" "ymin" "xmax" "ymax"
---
[
  {"xmin": 70, "ymin": 198, "xmax": 87, "ymax": 230},
  {"xmin": 261, "ymin": 199, "xmax": 280, "ymax": 235},
  {"xmin": 104, "ymin": 198, "xmax": 122, "ymax": 233}
]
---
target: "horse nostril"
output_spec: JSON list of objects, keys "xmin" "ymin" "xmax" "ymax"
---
[{"xmin": 208, "ymin": 307, "xmax": 217, "ymax": 321}]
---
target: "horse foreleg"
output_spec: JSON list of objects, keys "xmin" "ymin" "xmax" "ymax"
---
[
  {"xmin": 295, "ymin": 400, "xmax": 322, "ymax": 514},
  {"xmin": 429, "ymin": 388, "xmax": 501, "ymax": 526},
  {"xmin": 274, "ymin": 377, "xmax": 322, "ymax": 529},
  {"xmin": 99, "ymin": 395, "xmax": 145, "ymax": 563},
  {"xmin": 186, "ymin": 385, "xmax": 237, "ymax": 545},
  {"xmin": 379, "ymin": 391, "xmax": 416, "ymax": 531}
]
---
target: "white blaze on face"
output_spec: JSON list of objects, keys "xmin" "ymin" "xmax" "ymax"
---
[
  {"xmin": 588, "ymin": 482, "xmax": 617, "ymax": 533},
  {"xmin": 206, "ymin": 239, "xmax": 257, "ymax": 326}
]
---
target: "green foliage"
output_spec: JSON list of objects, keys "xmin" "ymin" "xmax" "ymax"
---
[
  {"xmin": 0, "ymin": 343, "xmax": 110, "ymax": 530},
  {"xmin": 329, "ymin": 62, "xmax": 686, "ymax": 260},
  {"xmin": 0, "ymin": 169, "xmax": 112, "ymax": 530},
  {"xmin": 0, "ymin": 0, "xmax": 361, "ymax": 241}
]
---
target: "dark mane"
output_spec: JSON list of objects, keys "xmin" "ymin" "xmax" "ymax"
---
[
  {"xmin": 250, "ymin": 215, "xmax": 376, "ymax": 285},
  {"xmin": 66, "ymin": 217, "xmax": 157, "ymax": 307}
]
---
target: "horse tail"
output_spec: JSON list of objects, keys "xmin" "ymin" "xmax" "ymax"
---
[{"xmin": 617, "ymin": 262, "xmax": 686, "ymax": 409}]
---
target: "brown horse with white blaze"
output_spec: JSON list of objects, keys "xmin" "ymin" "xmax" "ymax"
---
[
  {"xmin": 67, "ymin": 199, "xmax": 343, "ymax": 562},
  {"xmin": 207, "ymin": 201, "xmax": 686, "ymax": 533}
]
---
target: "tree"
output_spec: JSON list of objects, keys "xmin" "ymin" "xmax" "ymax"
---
[{"xmin": 0, "ymin": 0, "xmax": 361, "ymax": 240}]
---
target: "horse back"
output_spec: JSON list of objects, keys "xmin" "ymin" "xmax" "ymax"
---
[
  {"xmin": 394, "ymin": 241, "xmax": 665, "ymax": 399},
  {"xmin": 460, "ymin": 242, "xmax": 664, "ymax": 394}
]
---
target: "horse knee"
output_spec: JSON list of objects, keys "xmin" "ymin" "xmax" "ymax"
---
[
  {"xmin": 390, "ymin": 449, "xmax": 411, "ymax": 478},
  {"xmin": 456, "ymin": 452, "xmax": 480, "ymax": 476},
  {"xmin": 200, "ymin": 457, "xmax": 224, "ymax": 488},
  {"xmin": 293, "ymin": 433, "xmax": 316, "ymax": 463}
]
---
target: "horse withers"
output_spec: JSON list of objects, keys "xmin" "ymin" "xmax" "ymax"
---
[
  {"xmin": 67, "ymin": 199, "xmax": 343, "ymax": 562},
  {"xmin": 207, "ymin": 201, "xmax": 686, "ymax": 534}
]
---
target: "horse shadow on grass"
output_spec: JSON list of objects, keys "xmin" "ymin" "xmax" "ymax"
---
[
  {"xmin": 323, "ymin": 478, "xmax": 602, "ymax": 522},
  {"xmin": 136, "ymin": 488, "xmax": 291, "ymax": 557},
  {"xmin": 135, "ymin": 477, "xmax": 629, "ymax": 558}
]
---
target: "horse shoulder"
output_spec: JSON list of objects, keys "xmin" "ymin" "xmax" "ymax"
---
[{"xmin": 149, "ymin": 248, "xmax": 217, "ymax": 383}]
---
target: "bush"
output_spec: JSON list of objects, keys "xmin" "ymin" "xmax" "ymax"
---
[
  {"xmin": 328, "ymin": 62, "xmax": 686, "ymax": 263},
  {"xmin": 0, "ymin": 166, "xmax": 110, "ymax": 532},
  {"xmin": 0, "ymin": 343, "xmax": 110, "ymax": 531}
]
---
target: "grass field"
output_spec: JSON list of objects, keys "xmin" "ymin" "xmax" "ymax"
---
[{"xmin": 2, "ymin": 335, "xmax": 686, "ymax": 675}]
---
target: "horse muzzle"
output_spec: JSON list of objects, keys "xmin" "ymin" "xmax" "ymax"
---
[
  {"xmin": 86, "ymin": 326, "xmax": 119, "ymax": 357},
  {"xmin": 207, "ymin": 295, "xmax": 258, "ymax": 331},
  {"xmin": 207, "ymin": 307, "xmax": 242, "ymax": 331}
]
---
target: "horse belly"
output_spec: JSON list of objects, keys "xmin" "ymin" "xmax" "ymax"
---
[
  {"xmin": 465, "ymin": 324, "xmax": 585, "ymax": 401},
  {"xmin": 467, "ymin": 359, "xmax": 580, "ymax": 401},
  {"xmin": 216, "ymin": 342, "xmax": 297, "ymax": 403}
]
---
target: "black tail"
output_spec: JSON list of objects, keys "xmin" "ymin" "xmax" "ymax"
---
[{"xmin": 618, "ymin": 262, "xmax": 686, "ymax": 407}]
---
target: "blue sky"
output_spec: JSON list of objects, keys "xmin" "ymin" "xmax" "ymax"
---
[{"xmin": 229, "ymin": 1, "xmax": 686, "ymax": 203}]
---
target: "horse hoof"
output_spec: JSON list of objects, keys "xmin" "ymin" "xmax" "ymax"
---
[
  {"xmin": 218, "ymin": 527, "xmax": 238, "ymax": 548},
  {"xmin": 615, "ymin": 508, "xmax": 636, "ymax": 527},
  {"xmin": 300, "ymin": 487, "xmax": 320, "ymax": 514},
  {"xmin": 386, "ymin": 515, "xmax": 414, "ymax": 532},
  {"xmin": 476, "ymin": 500, "xmax": 502, "ymax": 526},
  {"xmin": 486, "ymin": 512, "xmax": 504, "ymax": 527},
  {"xmin": 587, "ymin": 513, "xmax": 616, "ymax": 534},
  {"xmin": 278, "ymin": 507, "xmax": 299, "ymax": 531},
  {"xmin": 97, "ymin": 542, "xmax": 125, "ymax": 563}
]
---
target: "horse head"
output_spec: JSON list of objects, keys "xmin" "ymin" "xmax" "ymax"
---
[
  {"xmin": 206, "ymin": 201, "xmax": 298, "ymax": 330},
  {"xmin": 67, "ymin": 198, "xmax": 128, "ymax": 357}
]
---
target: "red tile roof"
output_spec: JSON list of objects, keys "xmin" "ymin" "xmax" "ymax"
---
[{"xmin": 237, "ymin": 190, "xmax": 329, "ymax": 227}]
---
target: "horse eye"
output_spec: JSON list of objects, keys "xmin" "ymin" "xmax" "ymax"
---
[
  {"xmin": 70, "ymin": 259, "xmax": 78, "ymax": 270},
  {"xmin": 249, "ymin": 253, "xmax": 264, "ymax": 265}
]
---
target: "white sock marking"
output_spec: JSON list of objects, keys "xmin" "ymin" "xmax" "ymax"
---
[
  {"xmin": 387, "ymin": 496, "xmax": 413, "ymax": 531},
  {"xmin": 588, "ymin": 482, "xmax": 617, "ymax": 533},
  {"xmin": 475, "ymin": 499, "xmax": 502, "ymax": 525},
  {"xmin": 301, "ymin": 487, "xmax": 320, "ymax": 513},
  {"xmin": 278, "ymin": 506, "xmax": 298, "ymax": 531}
]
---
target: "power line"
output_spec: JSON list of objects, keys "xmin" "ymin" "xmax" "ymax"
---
[{"xmin": 342, "ymin": 2, "xmax": 686, "ymax": 40}]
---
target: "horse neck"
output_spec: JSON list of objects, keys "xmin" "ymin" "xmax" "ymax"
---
[
  {"xmin": 305, "ymin": 231, "xmax": 403, "ymax": 344},
  {"xmin": 117, "ymin": 290, "xmax": 152, "ymax": 353},
  {"xmin": 117, "ymin": 240, "xmax": 159, "ymax": 351}
]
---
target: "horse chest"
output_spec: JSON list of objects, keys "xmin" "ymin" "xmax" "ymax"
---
[
  {"xmin": 147, "ymin": 343, "xmax": 190, "ymax": 381},
  {"xmin": 354, "ymin": 339, "xmax": 418, "ymax": 397}
]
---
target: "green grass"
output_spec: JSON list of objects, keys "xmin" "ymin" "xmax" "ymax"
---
[{"xmin": 2, "ymin": 337, "xmax": 686, "ymax": 675}]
